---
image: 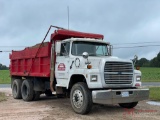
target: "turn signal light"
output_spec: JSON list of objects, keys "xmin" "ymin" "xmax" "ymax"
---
[
  {"xmin": 136, "ymin": 66, "xmax": 140, "ymax": 70},
  {"xmin": 87, "ymin": 64, "xmax": 92, "ymax": 69}
]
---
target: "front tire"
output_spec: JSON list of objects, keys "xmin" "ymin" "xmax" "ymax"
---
[
  {"xmin": 70, "ymin": 82, "xmax": 92, "ymax": 114},
  {"xmin": 12, "ymin": 79, "xmax": 22, "ymax": 99},
  {"xmin": 21, "ymin": 79, "xmax": 34, "ymax": 101},
  {"xmin": 119, "ymin": 102, "xmax": 138, "ymax": 108}
]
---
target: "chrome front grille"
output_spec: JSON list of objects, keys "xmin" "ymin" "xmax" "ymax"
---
[{"xmin": 104, "ymin": 62, "xmax": 133, "ymax": 84}]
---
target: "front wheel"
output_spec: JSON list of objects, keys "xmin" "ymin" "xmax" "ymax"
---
[
  {"xmin": 70, "ymin": 82, "xmax": 92, "ymax": 114},
  {"xmin": 119, "ymin": 102, "xmax": 138, "ymax": 108}
]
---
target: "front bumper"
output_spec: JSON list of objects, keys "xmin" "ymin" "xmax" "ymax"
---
[{"xmin": 92, "ymin": 88, "xmax": 149, "ymax": 104}]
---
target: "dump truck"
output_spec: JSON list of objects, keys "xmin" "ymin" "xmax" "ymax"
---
[{"xmin": 9, "ymin": 26, "xmax": 149, "ymax": 114}]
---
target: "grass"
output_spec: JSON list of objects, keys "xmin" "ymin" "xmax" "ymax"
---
[
  {"xmin": 0, "ymin": 70, "xmax": 10, "ymax": 84},
  {"xmin": 149, "ymin": 87, "xmax": 160, "ymax": 101},
  {"xmin": 1, "ymin": 67, "xmax": 160, "ymax": 84},
  {"xmin": 140, "ymin": 67, "xmax": 160, "ymax": 82},
  {"xmin": 0, "ymin": 92, "xmax": 6, "ymax": 102}
]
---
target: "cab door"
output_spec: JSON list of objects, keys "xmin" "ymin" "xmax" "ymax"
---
[{"xmin": 55, "ymin": 42, "xmax": 70, "ymax": 79}]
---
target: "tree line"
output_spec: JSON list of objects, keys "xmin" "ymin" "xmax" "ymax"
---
[
  {"xmin": 0, "ymin": 63, "xmax": 8, "ymax": 70},
  {"xmin": 136, "ymin": 52, "xmax": 160, "ymax": 67}
]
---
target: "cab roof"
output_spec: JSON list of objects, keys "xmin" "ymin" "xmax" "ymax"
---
[{"xmin": 62, "ymin": 38, "xmax": 110, "ymax": 45}]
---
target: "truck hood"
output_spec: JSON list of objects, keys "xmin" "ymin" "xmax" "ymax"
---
[{"xmin": 71, "ymin": 56, "xmax": 133, "ymax": 69}]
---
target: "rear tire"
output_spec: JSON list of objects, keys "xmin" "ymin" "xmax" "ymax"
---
[
  {"xmin": 70, "ymin": 82, "xmax": 92, "ymax": 114},
  {"xmin": 119, "ymin": 102, "xmax": 138, "ymax": 108},
  {"xmin": 12, "ymin": 79, "xmax": 22, "ymax": 99},
  {"xmin": 21, "ymin": 79, "xmax": 34, "ymax": 101}
]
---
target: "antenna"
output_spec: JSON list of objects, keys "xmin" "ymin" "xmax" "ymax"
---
[{"xmin": 67, "ymin": 6, "xmax": 69, "ymax": 30}]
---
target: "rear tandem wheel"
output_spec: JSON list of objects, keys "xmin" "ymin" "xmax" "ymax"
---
[
  {"xmin": 21, "ymin": 79, "xmax": 34, "ymax": 101},
  {"xmin": 12, "ymin": 79, "xmax": 22, "ymax": 99}
]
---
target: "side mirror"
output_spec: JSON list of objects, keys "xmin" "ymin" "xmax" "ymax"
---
[
  {"xmin": 133, "ymin": 55, "xmax": 138, "ymax": 65},
  {"xmin": 134, "ymin": 55, "xmax": 138, "ymax": 61},
  {"xmin": 82, "ymin": 52, "xmax": 89, "ymax": 59},
  {"xmin": 82, "ymin": 52, "xmax": 91, "ymax": 64},
  {"xmin": 55, "ymin": 41, "xmax": 61, "ymax": 54}
]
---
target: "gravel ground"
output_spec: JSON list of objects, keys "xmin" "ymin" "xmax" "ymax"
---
[{"xmin": 0, "ymin": 88, "xmax": 160, "ymax": 120}]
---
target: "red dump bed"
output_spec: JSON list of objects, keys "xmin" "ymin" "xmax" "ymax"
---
[
  {"xmin": 10, "ymin": 42, "xmax": 52, "ymax": 77},
  {"xmin": 9, "ymin": 29, "xmax": 103, "ymax": 77}
]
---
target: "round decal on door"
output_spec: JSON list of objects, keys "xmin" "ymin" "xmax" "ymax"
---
[
  {"xmin": 75, "ymin": 58, "xmax": 80, "ymax": 67},
  {"xmin": 58, "ymin": 63, "xmax": 66, "ymax": 71}
]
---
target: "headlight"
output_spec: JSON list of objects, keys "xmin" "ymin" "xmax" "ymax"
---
[
  {"xmin": 136, "ymin": 76, "xmax": 141, "ymax": 81},
  {"xmin": 90, "ymin": 75, "xmax": 97, "ymax": 82}
]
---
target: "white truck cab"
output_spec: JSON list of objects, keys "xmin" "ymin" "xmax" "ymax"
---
[{"xmin": 54, "ymin": 38, "xmax": 149, "ymax": 114}]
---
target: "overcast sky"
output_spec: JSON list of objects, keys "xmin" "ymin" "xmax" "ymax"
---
[{"xmin": 0, "ymin": 0, "xmax": 160, "ymax": 66}]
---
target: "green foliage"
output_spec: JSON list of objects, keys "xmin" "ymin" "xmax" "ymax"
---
[
  {"xmin": 0, "ymin": 70, "xmax": 10, "ymax": 84},
  {"xmin": 136, "ymin": 52, "xmax": 160, "ymax": 67},
  {"xmin": 136, "ymin": 58, "xmax": 149, "ymax": 67},
  {"xmin": 149, "ymin": 87, "xmax": 160, "ymax": 101},
  {"xmin": 0, "ymin": 63, "xmax": 8, "ymax": 70},
  {"xmin": 141, "ymin": 67, "xmax": 160, "ymax": 82},
  {"xmin": 150, "ymin": 57, "xmax": 158, "ymax": 67}
]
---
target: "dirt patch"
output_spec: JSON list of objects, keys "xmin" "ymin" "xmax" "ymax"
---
[{"xmin": 0, "ymin": 88, "xmax": 160, "ymax": 120}]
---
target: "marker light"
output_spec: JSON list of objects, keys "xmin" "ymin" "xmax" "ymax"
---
[
  {"xmin": 136, "ymin": 66, "xmax": 140, "ymax": 70},
  {"xmin": 87, "ymin": 64, "xmax": 92, "ymax": 69},
  {"xmin": 135, "ymin": 83, "xmax": 140, "ymax": 87}
]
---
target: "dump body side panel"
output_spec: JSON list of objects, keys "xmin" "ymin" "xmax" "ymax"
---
[{"xmin": 10, "ymin": 42, "xmax": 51, "ymax": 77}]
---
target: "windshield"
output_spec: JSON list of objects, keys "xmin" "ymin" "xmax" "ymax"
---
[{"xmin": 71, "ymin": 41, "xmax": 109, "ymax": 56}]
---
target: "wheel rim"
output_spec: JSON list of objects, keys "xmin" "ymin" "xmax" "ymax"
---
[
  {"xmin": 72, "ymin": 90, "xmax": 83, "ymax": 108},
  {"xmin": 13, "ymin": 84, "xmax": 17, "ymax": 96}
]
